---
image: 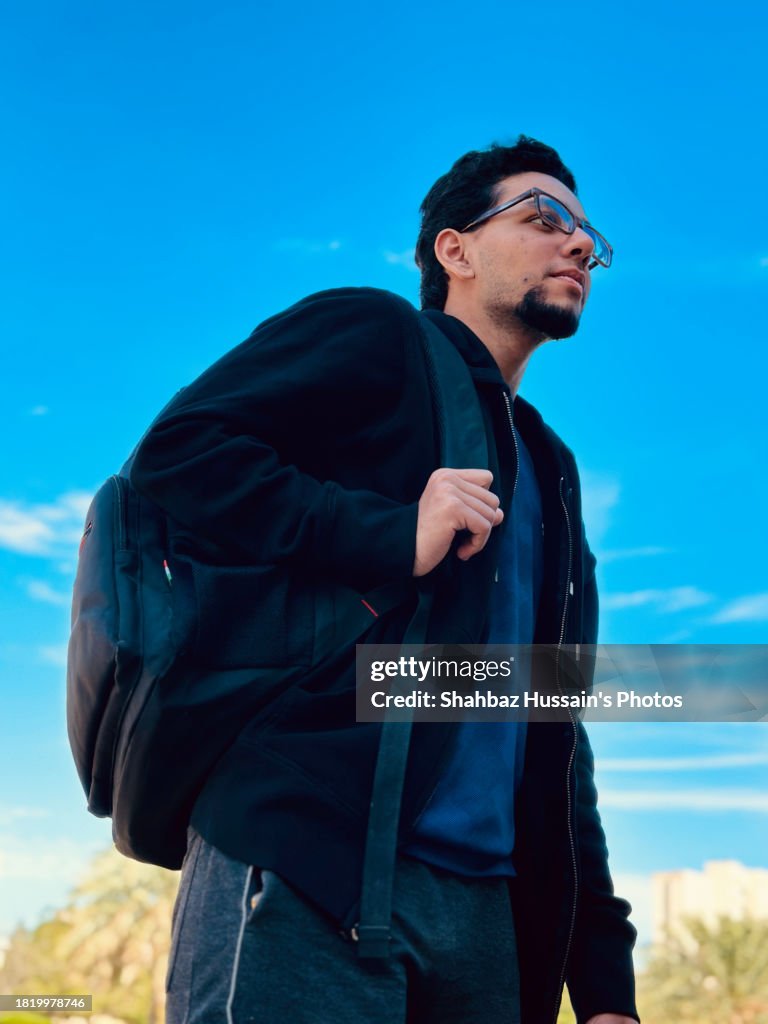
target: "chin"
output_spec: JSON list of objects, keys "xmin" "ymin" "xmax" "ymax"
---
[{"xmin": 517, "ymin": 287, "xmax": 580, "ymax": 340}]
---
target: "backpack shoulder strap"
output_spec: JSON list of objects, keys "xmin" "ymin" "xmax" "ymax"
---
[
  {"xmin": 416, "ymin": 313, "xmax": 488, "ymax": 471},
  {"xmin": 356, "ymin": 309, "xmax": 488, "ymax": 958}
]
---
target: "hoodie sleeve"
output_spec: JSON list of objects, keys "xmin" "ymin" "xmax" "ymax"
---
[
  {"xmin": 566, "ymin": 721, "xmax": 640, "ymax": 1024},
  {"xmin": 130, "ymin": 289, "xmax": 419, "ymax": 592}
]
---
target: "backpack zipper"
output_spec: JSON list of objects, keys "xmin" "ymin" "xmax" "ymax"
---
[{"xmin": 111, "ymin": 475, "xmax": 127, "ymax": 550}]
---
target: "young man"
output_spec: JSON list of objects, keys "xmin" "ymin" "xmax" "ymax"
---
[{"xmin": 131, "ymin": 137, "xmax": 639, "ymax": 1024}]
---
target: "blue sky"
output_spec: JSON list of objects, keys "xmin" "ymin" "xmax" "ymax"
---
[{"xmin": 1, "ymin": 1, "xmax": 767, "ymax": 951}]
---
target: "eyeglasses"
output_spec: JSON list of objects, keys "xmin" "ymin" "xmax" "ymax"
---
[{"xmin": 460, "ymin": 187, "xmax": 613, "ymax": 270}]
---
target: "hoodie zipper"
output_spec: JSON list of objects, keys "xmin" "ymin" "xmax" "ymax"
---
[
  {"xmin": 509, "ymin": 390, "xmax": 578, "ymax": 1024},
  {"xmin": 500, "ymin": 390, "xmax": 519, "ymax": 588},
  {"xmin": 505, "ymin": 399, "xmax": 577, "ymax": 1022},
  {"xmin": 553, "ymin": 475, "xmax": 579, "ymax": 1024},
  {"xmin": 501, "ymin": 390, "xmax": 519, "ymax": 504}
]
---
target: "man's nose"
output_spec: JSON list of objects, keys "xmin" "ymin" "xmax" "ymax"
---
[{"xmin": 560, "ymin": 224, "xmax": 595, "ymax": 265}]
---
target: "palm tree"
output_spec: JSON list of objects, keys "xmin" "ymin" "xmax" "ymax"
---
[{"xmin": 638, "ymin": 915, "xmax": 768, "ymax": 1024}]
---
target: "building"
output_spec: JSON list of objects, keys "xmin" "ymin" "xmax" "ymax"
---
[{"xmin": 653, "ymin": 860, "xmax": 768, "ymax": 946}]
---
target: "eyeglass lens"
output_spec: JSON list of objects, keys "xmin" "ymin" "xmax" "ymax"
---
[{"xmin": 538, "ymin": 194, "xmax": 611, "ymax": 267}]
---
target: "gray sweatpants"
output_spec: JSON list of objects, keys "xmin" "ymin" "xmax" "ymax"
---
[{"xmin": 166, "ymin": 829, "xmax": 521, "ymax": 1024}]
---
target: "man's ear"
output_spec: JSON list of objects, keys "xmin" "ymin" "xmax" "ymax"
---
[{"xmin": 434, "ymin": 228, "xmax": 476, "ymax": 283}]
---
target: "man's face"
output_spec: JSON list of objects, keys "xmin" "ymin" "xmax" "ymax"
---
[{"xmin": 461, "ymin": 172, "xmax": 596, "ymax": 341}]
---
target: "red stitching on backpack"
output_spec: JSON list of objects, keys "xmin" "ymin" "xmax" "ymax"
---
[{"xmin": 79, "ymin": 521, "xmax": 93, "ymax": 556}]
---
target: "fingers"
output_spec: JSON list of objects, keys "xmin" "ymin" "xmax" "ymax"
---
[
  {"xmin": 433, "ymin": 468, "xmax": 502, "ymax": 523},
  {"xmin": 449, "ymin": 477, "xmax": 502, "ymax": 515},
  {"xmin": 445, "ymin": 468, "xmax": 495, "ymax": 487},
  {"xmin": 413, "ymin": 467, "xmax": 505, "ymax": 576},
  {"xmin": 430, "ymin": 468, "xmax": 500, "ymax": 505},
  {"xmin": 455, "ymin": 505, "xmax": 504, "ymax": 560},
  {"xmin": 451, "ymin": 490, "xmax": 504, "ymax": 534}
]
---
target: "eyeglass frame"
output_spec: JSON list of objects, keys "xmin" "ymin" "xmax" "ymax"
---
[{"xmin": 459, "ymin": 187, "xmax": 613, "ymax": 270}]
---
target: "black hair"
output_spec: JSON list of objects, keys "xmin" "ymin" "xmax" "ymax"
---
[{"xmin": 415, "ymin": 136, "xmax": 577, "ymax": 310}]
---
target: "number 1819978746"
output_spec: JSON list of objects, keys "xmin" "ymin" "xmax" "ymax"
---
[{"xmin": 0, "ymin": 994, "xmax": 92, "ymax": 1011}]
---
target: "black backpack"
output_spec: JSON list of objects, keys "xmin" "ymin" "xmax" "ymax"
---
[{"xmin": 66, "ymin": 313, "xmax": 487, "ymax": 877}]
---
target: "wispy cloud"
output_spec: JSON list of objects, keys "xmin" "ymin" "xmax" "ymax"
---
[
  {"xmin": 0, "ymin": 838, "xmax": 98, "ymax": 882},
  {"xmin": 599, "ymin": 546, "xmax": 671, "ymax": 564},
  {"xmin": 581, "ymin": 472, "xmax": 620, "ymax": 549},
  {"xmin": 0, "ymin": 492, "xmax": 91, "ymax": 557},
  {"xmin": 0, "ymin": 834, "xmax": 109, "ymax": 935},
  {"xmin": 24, "ymin": 580, "xmax": 70, "ymax": 607},
  {"xmin": 602, "ymin": 586, "xmax": 714, "ymax": 613},
  {"xmin": 28, "ymin": 405, "xmax": 49, "ymax": 416},
  {"xmin": 600, "ymin": 752, "xmax": 768, "ymax": 772},
  {"xmin": 383, "ymin": 248, "xmax": 418, "ymax": 272},
  {"xmin": 760, "ymin": 257, "xmax": 768, "ymax": 268},
  {"xmin": 710, "ymin": 593, "xmax": 768, "ymax": 624},
  {"xmin": 0, "ymin": 806, "xmax": 49, "ymax": 828},
  {"xmin": 599, "ymin": 788, "xmax": 768, "ymax": 812},
  {"xmin": 273, "ymin": 238, "xmax": 342, "ymax": 255},
  {"xmin": 38, "ymin": 645, "xmax": 68, "ymax": 667}
]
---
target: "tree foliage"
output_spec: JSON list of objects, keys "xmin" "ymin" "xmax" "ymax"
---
[
  {"xmin": 0, "ymin": 848, "xmax": 179, "ymax": 1024},
  {"xmin": 638, "ymin": 915, "xmax": 768, "ymax": 1024},
  {"xmin": 3, "ymin": 856, "xmax": 768, "ymax": 1024}
]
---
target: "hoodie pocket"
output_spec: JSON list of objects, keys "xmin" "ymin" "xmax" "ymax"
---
[{"xmin": 190, "ymin": 563, "xmax": 315, "ymax": 669}]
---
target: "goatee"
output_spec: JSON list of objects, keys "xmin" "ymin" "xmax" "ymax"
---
[{"xmin": 489, "ymin": 285, "xmax": 580, "ymax": 341}]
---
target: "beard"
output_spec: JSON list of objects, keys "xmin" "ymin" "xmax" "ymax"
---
[{"xmin": 489, "ymin": 284, "xmax": 581, "ymax": 341}]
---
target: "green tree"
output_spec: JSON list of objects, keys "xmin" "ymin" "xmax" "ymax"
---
[
  {"xmin": 0, "ymin": 848, "xmax": 179, "ymax": 1024},
  {"xmin": 638, "ymin": 915, "xmax": 768, "ymax": 1024}
]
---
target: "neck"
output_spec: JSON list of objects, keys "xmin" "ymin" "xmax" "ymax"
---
[{"xmin": 442, "ymin": 296, "xmax": 542, "ymax": 397}]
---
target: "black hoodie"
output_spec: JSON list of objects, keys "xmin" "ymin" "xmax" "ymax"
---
[{"xmin": 131, "ymin": 287, "xmax": 638, "ymax": 1024}]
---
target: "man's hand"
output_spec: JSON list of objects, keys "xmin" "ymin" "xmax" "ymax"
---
[
  {"xmin": 585, "ymin": 1016, "xmax": 639, "ymax": 1024},
  {"xmin": 413, "ymin": 468, "xmax": 504, "ymax": 577}
]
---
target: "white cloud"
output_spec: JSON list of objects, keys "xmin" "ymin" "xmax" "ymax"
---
[
  {"xmin": 0, "ymin": 838, "xmax": 96, "ymax": 882},
  {"xmin": 710, "ymin": 593, "xmax": 768, "ymax": 624},
  {"xmin": 0, "ymin": 492, "xmax": 91, "ymax": 557},
  {"xmin": 600, "ymin": 752, "xmax": 768, "ymax": 772},
  {"xmin": 25, "ymin": 579, "xmax": 70, "ymax": 607},
  {"xmin": 28, "ymin": 405, "xmax": 49, "ymax": 416},
  {"xmin": 599, "ymin": 546, "xmax": 671, "ymax": 564},
  {"xmin": 0, "ymin": 504, "xmax": 55, "ymax": 554},
  {"xmin": 580, "ymin": 472, "xmax": 620, "ymax": 549},
  {"xmin": 383, "ymin": 248, "xmax": 418, "ymax": 272},
  {"xmin": 0, "ymin": 806, "xmax": 49, "ymax": 828},
  {"xmin": 602, "ymin": 586, "xmax": 714, "ymax": 613},
  {"xmin": 0, "ymin": 835, "xmax": 107, "ymax": 935},
  {"xmin": 39, "ymin": 644, "xmax": 68, "ymax": 667},
  {"xmin": 599, "ymin": 788, "xmax": 768, "ymax": 812}
]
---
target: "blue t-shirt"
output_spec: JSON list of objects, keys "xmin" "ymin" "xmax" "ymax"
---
[{"xmin": 403, "ymin": 420, "xmax": 542, "ymax": 876}]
